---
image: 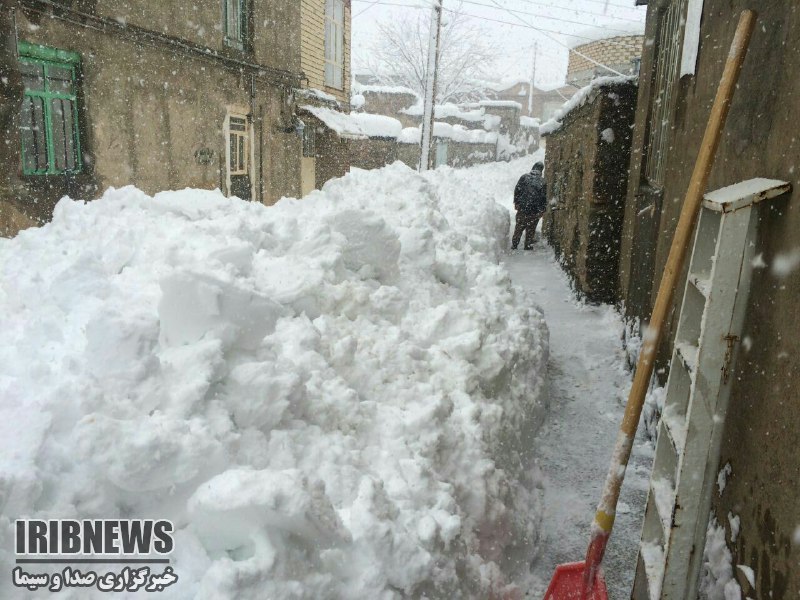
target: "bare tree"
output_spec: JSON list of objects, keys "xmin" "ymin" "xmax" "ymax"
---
[{"xmin": 365, "ymin": 4, "xmax": 497, "ymax": 103}]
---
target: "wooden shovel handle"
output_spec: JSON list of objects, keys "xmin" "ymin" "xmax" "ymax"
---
[{"xmin": 590, "ymin": 9, "xmax": 758, "ymax": 544}]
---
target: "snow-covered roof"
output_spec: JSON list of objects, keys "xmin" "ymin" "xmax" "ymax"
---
[
  {"xmin": 348, "ymin": 112, "xmax": 403, "ymax": 139},
  {"xmin": 401, "ymin": 102, "xmax": 501, "ymax": 131},
  {"xmin": 351, "ymin": 94, "xmax": 365, "ymax": 111},
  {"xmin": 520, "ymin": 116, "xmax": 541, "ymax": 129},
  {"xmin": 296, "ymin": 88, "xmax": 339, "ymax": 106},
  {"xmin": 479, "ymin": 100, "xmax": 522, "ymax": 110},
  {"xmin": 539, "ymin": 75, "xmax": 635, "ymax": 136},
  {"xmin": 301, "ymin": 106, "xmax": 403, "ymax": 140},
  {"xmin": 481, "ymin": 77, "xmax": 529, "ymax": 93},
  {"xmin": 398, "ymin": 123, "xmax": 498, "ymax": 145},
  {"xmin": 351, "ymin": 80, "xmax": 418, "ymax": 97},
  {"xmin": 567, "ymin": 22, "xmax": 646, "ymax": 49},
  {"xmin": 301, "ymin": 106, "xmax": 368, "ymax": 140}
]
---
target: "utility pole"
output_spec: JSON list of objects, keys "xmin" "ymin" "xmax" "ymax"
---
[
  {"xmin": 419, "ymin": 0, "xmax": 443, "ymax": 172},
  {"xmin": 528, "ymin": 41, "xmax": 537, "ymax": 116}
]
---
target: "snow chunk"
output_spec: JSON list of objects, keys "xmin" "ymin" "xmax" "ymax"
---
[
  {"xmin": 718, "ymin": 462, "xmax": 733, "ymax": 495},
  {"xmin": 540, "ymin": 76, "xmax": 635, "ymax": 135},
  {"xmin": 700, "ymin": 517, "xmax": 742, "ymax": 600},
  {"xmin": 771, "ymin": 249, "xmax": 800, "ymax": 277}
]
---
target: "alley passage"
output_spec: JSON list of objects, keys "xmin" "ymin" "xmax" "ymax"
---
[{"xmin": 504, "ymin": 240, "xmax": 653, "ymax": 600}]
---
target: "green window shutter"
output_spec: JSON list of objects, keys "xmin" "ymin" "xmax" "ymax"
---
[{"xmin": 18, "ymin": 41, "xmax": 82, "ymax": 176}]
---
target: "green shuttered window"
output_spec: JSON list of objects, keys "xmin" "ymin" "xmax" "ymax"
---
[
  {"xmin": 18, "ymin": 41, "xmax": 82, "ymax": 176},
  {"xmin": 224, "ymin": 0, "xmax": 248, "ymax": 50}
]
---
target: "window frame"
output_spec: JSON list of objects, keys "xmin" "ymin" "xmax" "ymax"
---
[
  {"xmin": 227, "ymin": 115, "xmax": 249, "ymax": 176},
  {"xmin": 643, "ymin": 0, "xmax": 687, "ymax": 188},
  {"xmin": 302, "ymin": 123, "xmax": 316, "ymax": 159},
  {"xmin": 223, "ymin": 0, "xmax": 249, "ymax": 51},
  {"xmin": 324, "ymin": 0, "xmax": 345, "ymax": 90},
  {"xmin": 18, "ymin": 41, "xmax": 82, "ymax": 176}
]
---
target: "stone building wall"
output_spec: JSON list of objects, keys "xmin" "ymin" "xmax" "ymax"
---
[
  {"xmin": 542, "ymin": 79, "xmax": 637, "ymax": 304},
  {"xmin": 1, "ymin": 0, "xmax": 305, "ymax": 236}
]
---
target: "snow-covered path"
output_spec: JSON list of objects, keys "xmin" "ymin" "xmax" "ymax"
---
[{"xmin": 501, "ymin": 236, "xmax": 653, "ymax": 599}]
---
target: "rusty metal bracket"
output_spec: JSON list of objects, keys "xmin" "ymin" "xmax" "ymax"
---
[{"xmin": 722, "ymin": 334, "xmax": 740, "ymax": 384}]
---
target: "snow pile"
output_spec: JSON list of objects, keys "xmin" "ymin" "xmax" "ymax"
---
[
  {"xmin": 539, "ymin": 75, "xmax": 635, "ymax": 135},
  {"xmin": 0, "ymin": 161, "xmax": 548, "ymax": 598},
  {"xmin": 699, "ymin": 517, "xmax": 743, "ymax": 600}
]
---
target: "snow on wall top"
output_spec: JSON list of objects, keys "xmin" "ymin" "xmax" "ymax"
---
[
  {"xmin": 351, "ymin": 80, "xmax": 419, "ymax": 97},
  {"xmin": 296, "ymin": 88, "xmax": 339, "ymax": 105},
  {"xmin": 398, "ymin": 123, "xmax": 499, "ymax": 145},
  {"xmin": 301, "ymin": 106, "xmax": 402, "ymax": 140},
  {"xmin": 479, "ymin": 100, "xmax": 523, "ymax": 110},
  {"xmin": 520, "ymin": 116, "xmax": 541, "ymax": 129},
  {"xmin": 401, "ymin": 102, "xmax": 501, "ymax": 131},
  {"xmin": 539, "ymin": 75, "xmax": 635, "ymax": 136},
  {"xmin": 348, "ymin": 112, "xmax": 404, "ymax": 139}
]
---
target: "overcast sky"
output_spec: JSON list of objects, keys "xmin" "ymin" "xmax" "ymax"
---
[{"xmin": 351, "ymin": 0, "xmax": 647, "ymax": 88}]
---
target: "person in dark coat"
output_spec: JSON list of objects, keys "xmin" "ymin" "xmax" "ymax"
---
[{"xmin": 512, "ymin": 161, "xmax": 547, "ymax": 250}]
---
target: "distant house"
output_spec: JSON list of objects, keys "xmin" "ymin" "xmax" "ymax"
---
[{"xmin": 488, "ymin": 79, "xmax": 576, "ymax": 123}]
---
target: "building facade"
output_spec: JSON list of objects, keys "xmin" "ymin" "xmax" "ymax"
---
[
  {"xmin": 618, "ymin": 0, "xmax": 800, "ymax": 597},
  {"xmin": 0, "ymin": 0, "xmax": 352, "ymax": 237}
]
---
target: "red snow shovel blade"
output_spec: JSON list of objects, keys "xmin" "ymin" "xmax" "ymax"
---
[{"xmin": 543, "ymin": 562, "xmax": 608, "ymax": 600}]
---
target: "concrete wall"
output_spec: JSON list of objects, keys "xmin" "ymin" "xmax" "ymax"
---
[
  {"xmin": 1, "ymin": 1, "xmax": 303, "ymax": 236},
  {"xmin": 396, "ymin": 143, "xmax": 419, "ymax": 169},
  {"xmin": 618, "ymin": 1, "xmax": 800, "ymax": 596},
  {"xmin": 396, "ymin": 139, "xmax": 498, "ymax": 171},
  {"xmin": 314, "ymin": 128, "xmax": 349, "ymax": 189},
  {"xmin": 349, "ymin": 138, "xmax": 396, "ymax": 171},
  {"xmin": 447, "ymin": 142, "xmax": 496, "ymax": 168},
  {"xmin": 359, "ymin": 90, "xmax": 418, "ymax": 122},
  {"xmin": 542, "ymin": 80, "xmax": 637, "ymax": 304}
]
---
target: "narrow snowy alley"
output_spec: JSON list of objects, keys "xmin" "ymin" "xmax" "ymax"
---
[{"xmin": 505, "ymin": 239, "xmax": 653, "ymax": 599}]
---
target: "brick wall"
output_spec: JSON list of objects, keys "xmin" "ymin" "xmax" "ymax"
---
[{"xmin": 567, "ymin": 35, "xmax": 644, "ymax": 85}]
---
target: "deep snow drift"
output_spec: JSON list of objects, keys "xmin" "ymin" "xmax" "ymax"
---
[{"xmin": 0, "ymin": 160, "xmax": 548, "ymax": 598}]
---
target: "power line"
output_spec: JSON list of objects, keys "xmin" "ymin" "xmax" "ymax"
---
[
  {"xmin": 351, "ymin": 0, "xmax": 642, "ymax": 43},
  {"xmin": 353, "ymin": 0, "xmax": 383, "ymax": 18},
  {"xmin": 474, "ymin": 0, "xmax": 646, "ymax": 25},
  {"xmin": 455, "ymin": 0, "xmax": 643, "ymax": 34},
  {"xmin": 482, "ymin": 0, "xmax": 628, "ymax": 76}
]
